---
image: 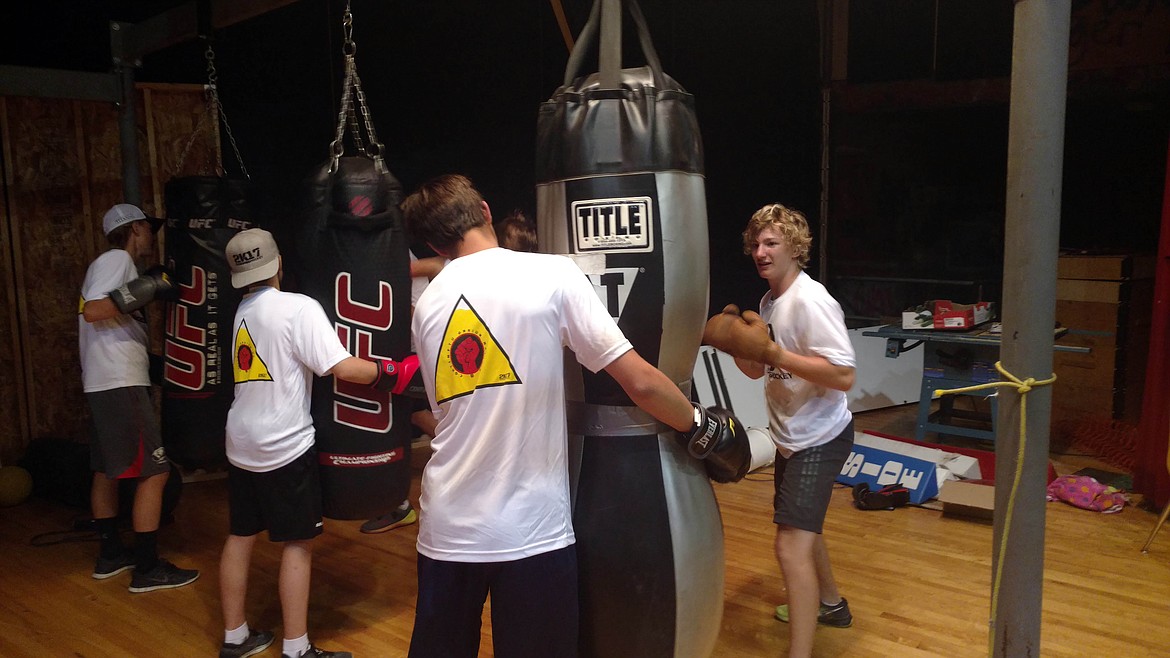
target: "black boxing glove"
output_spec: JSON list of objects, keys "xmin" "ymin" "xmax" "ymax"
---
[
  {"xmin": 700, "ymin": 407, "xmax": 753, "ymax": 484},
  {"xmin": 371, "ymin": 354, "xmax": 424, "ymax": 397},
  {"xmin": 109, "ymin": 266, "xmax": 178, "ymax": 314},
  {"xmin": 685, "ymin": 403, "xmax": 724, "ymax": 459},
  {"xmin": 683, "ymin": 403, "xmax": 752, "ymax": 483}
]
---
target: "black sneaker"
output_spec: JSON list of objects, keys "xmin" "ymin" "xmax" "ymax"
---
[
  {"xmin": 128, "ymin": 558, "xmax": 200, "ymax": 593},
  {"xmin": 774, "ymin": 597, "xmax": 853, "ymax": 628},
  {"xmin": 92, "ymin": 551, "xmax": 135, "ymax": 580},
  {"xmin": 359, "ymin": 504, "xmax": 417, "ymax": 534},
  {"xmin": 221, "ymin": 629, "xmax": 275, "ymax": 658},
  {"xmin": 284, "ymin": 644, "xmax": 353, "ymax": 658}
]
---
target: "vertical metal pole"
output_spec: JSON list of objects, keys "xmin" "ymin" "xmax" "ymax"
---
[
  {"xmin": 111, "ymin": 20, "xmax": 142, "ymax": 206},
  {"xmin": 117, "ymin": 64, "xmax": 142, "ymax": 206},
  {"xmin": 993, "ymin": 1, "xmax": 1070, "ymax": 656},
  {"xmin": 816, "ymin": 0, "xmax": 833, "ymax": 284}
]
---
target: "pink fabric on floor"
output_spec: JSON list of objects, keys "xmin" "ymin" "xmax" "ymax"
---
[{"xmin": 1045, "ymin": 475, "xmax": 1128, "ymax": 513}]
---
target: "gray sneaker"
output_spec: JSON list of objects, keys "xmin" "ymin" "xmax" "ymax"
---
[
  {"xmin": 92, "ymin": 551, "xmax": 135, "ymax": 580},
  {"xmin": 284, "ymin": 644, "xmax": 353, "ymax": 658},
  {"xmin": 128, "ymin": 558, "xmax": 199, "ymax": 593},
  {"xmin": 221, "ymin": 629, "xmax": 275, "ymax": 658},
  {"xmin": 774, "ymin": 597, "xmax": 853, "ymax": 628}
]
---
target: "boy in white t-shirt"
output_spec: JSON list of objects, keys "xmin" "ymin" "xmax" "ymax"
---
[
  {"xmin": 78, "ymin": 203, "xmax": 199, "ymax": 594},
  {"xmin": 217, "ymin": 229, "xmax": 417, "ymax": 658},
  {"xmin": 705, "ymin": 203, "xmax": 857, "ymax": 658},
  {"xmin": 399, "ymin": 175, "xmax": 744, "ymax": 658}
]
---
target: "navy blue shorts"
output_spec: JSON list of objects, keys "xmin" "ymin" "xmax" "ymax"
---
[
  {"xmin": 773, "ymin": 420, "xmax": 854, "ymax": 533},
  {"xmin": 408, "ymin": 545, "xmax": 579, "ymax": 658},
  {"xmin": 228, "ymin": 447, "xmax": 324, "ymax": 542}
]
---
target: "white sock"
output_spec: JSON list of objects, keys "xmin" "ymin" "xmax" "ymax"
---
[
  {"xmin": 397, "ymin": 499, "xmax": 411, "ymax": 511},
  {"xmin": 283, "ymin": 633, "xmax": 310, "ymax": 657},
  {"xmin": 225, "ymin": 622, "xmax": 250, "ymax": 645}
]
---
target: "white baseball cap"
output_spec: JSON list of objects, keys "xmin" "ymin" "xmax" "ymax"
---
[
  {"xmin": 226, "ymin": 228, "xmax": 281, "ymax": 288},
  {"xmin": 102, "ymin": 203, "xmax": 163, "ymax": 236}
]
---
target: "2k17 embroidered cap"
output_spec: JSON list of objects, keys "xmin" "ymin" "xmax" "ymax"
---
[{"xmin": 226, "ymin": 228, "xmax": 280, "ymax": 288}]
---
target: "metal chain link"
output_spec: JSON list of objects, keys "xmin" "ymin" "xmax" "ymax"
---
[
  {"xmin": 346, "ymin": 58, "xmax": 366, "ymax": 155},
  {"xmin": 174, "ymin": 44, "xmax": 250, "ymax": 179},
  {"xmin": 328, "ymin": 1, "xmax": 385, "ymax": 173},
  {"xmin": 206, "ymin": 46, "xmax": 250, "ymax": 179}
]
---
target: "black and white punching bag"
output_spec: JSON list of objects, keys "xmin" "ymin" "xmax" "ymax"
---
[
  {"xmin": 297, "ymin": 156, "xmax": 413, "ymax": 520},
  {"xmin": 162, "ymin": 176, "xmax": 256, "ymax": 468},
  {"xmin": 536, "ymin": 1, "xmax": 721, "ymax": 656}
]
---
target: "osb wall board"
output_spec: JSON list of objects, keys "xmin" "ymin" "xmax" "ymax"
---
[
  {"xmin": 78, "ymin": 98, "xmax": 125, "ymax": 261},
  {"xmin": 144, "ymin": 84, "xmax": 222, "ymax": 186},
  {"xmin": 0, "ymin": 99, "xmax": 30, "ymax": 465},
  {"xmin": 1, "ymin": 84, "xmax": 216, "ymax": 458},
  {"xmin": 1, "ymin": 95, "xmax": 94, "ymax": 445}
]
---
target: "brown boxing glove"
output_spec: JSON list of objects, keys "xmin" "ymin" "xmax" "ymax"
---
[
  {"xmin": 702, "ymin": 304, "xmax": 775, "ymax": 364},
  {"xmin": 701, "ymin": 304, "xmax": 744, "ymax": 350}
]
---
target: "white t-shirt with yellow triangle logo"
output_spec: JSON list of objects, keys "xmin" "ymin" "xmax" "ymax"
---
[
  {"xmin": 411, "ymin": 248, "xmax": 632, "ymax": 562},
  {"xmin": 226, "ymin": 287, "xmax": 351, "ymax": 471}
]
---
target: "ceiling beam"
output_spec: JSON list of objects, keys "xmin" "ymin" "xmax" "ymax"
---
[
  {"xmin": 0, "ymin": 65, "xmax": 120, "ymax": 102},
  {"xmin": 110, "ymin": 0, "xmax": 302, "ymax": 65}
]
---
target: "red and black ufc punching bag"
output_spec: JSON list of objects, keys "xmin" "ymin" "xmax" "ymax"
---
[
  {"xmin": 297, "ymin": 156, "xmax": 413, "ymax": 520},
  {"xmin": 162, "ymin": 176, "xmax": 256, "ymax": 468},
  {"xmin": 537, "ymin": 1, "xmax": 723, "ymax": 656}
]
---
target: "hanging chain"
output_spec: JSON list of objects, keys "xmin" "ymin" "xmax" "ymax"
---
[
  {"xmin": 206, "ymin": 45, "xmax": 250, "ymax": 180},
  {"xmin": 175, "ymin": 44, "xmax": 250, "ymax": 179},
  {"xmin": 329, "ymin": 1, "xmax": 385, "ymax": 173}
]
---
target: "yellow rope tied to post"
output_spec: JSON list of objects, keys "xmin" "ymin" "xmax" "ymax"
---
[{"xmin": 931, "ymin": 360, "xmax": 1056, "ymax": 657}]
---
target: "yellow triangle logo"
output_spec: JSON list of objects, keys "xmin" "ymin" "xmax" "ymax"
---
[
  {"xmin": 434, "ymin": 295, "xmax": 521, "ymax": 403},
  {"xmin": 233, "ymin": 319, "xmax": 273, "ymax": 383}
]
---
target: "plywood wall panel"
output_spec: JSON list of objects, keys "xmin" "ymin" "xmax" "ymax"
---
[
  {"xmin": 0, "ymin": 99, "xmax": 31, "ymax": 464},
  {"xmin": 0, "ymin": 84, "xmax": 215, "ymax": 457},
  {"xmin": 2, "ymin": 96, "xmax": 93, "ymax": 442}
]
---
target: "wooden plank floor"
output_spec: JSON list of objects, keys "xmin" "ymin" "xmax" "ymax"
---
[{"xmin": 2, "ymin": 404, "xmax": 1169, "ymax": 657}]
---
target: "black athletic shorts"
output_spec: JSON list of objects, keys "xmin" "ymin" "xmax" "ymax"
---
[
  {"xmin": 773, "ymin": 420, "xmax": 855, "ymax": 533},
  {"xmin": 228, "ymin": 446, "xmax": 324, "ymax": 542}
]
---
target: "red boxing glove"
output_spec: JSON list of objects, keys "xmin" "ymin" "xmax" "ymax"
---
[{"xmin": 371, "ymin": 355, "xmax": 424, "ymax": 397}]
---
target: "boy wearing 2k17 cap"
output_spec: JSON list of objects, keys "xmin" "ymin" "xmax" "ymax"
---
[{"xmin": 216, "ymin": 228, "xmax": 419, "ymax": 658}]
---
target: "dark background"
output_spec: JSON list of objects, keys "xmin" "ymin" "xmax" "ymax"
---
[{"xmin": 3, "ymin": 0, "xmax": 1168, "ymax": 322}]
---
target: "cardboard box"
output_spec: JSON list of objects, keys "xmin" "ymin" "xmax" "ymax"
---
[
  {"xmin": 901, "ymin": 300, "xmax": 993, "ymax": 330},
  {"xmin": 932, "ymin": 300, "xmax": 993, "ymax": 330},
  {"xmin": 1056, "ymin": 254, "xmax": 1154, "ymax": 281},
  {"xmin": 837, "ymin": 433, "xmax": 981, "ymax": 504},
  {"xmin": 937, "ymin": 480, "xmax": 995, "ymax": 522}
]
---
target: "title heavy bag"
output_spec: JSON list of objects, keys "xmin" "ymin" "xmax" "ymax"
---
[
  {"xmin": 298, "ymin": 156, "xmax": 412, "ymax": 520},
  {"xmin": 536, "ymin": 1, "xmax": 722, "ymax": 656},
  {"xmin": 162, "ymin": 175, "xmax": 256, "ymax": 468}
]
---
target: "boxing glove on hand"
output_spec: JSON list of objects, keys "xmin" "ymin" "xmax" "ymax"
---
[
  {"xmin": 700, "ymin": 407, "xmax": 753, "ymax": 484},
  {"xmin": 109, "ymin": 266, "xmax": 178, "ymax": 314},
  {"xmin": 682, "ymin": 404, "xmax": 751, "ymax": 483},
  {"xmin": 700, "ymin": 304, "xmax": 742, "ymax": 348},
  {"xmin": 685, "ymin": 403, "xmax": 724, "ymax": 459},
  {"xmin": 371, "ymin": 354, "xmax": 424, "ymax": 397},
  {"xmin": 702, "ymin": 304, "xmax": 773, "ymax": 364}
]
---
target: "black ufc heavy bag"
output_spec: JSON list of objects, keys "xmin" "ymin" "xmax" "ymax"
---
[
  {"xmin": 298, "ymin": 156, "xmax": 412, "ymax": 520},
  {"xmin": 536, "ymin": 1, "xmax": 722, "ymax": 656},
  {"xmin": 162, "ymin": 176, "xmax": 256, "ymax": 468}
]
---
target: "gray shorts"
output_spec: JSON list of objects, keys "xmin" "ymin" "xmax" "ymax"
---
[
  {"xmin": 773, "ymin": 420, "xmax": 854, "ymax": 533},
  {"xmin": 87, "ymin": 387, "xmax": 169, "ymax": 479},
  {"xmin": 228, "ymin": 447, "xmax": 324, "ymax": 543}
]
